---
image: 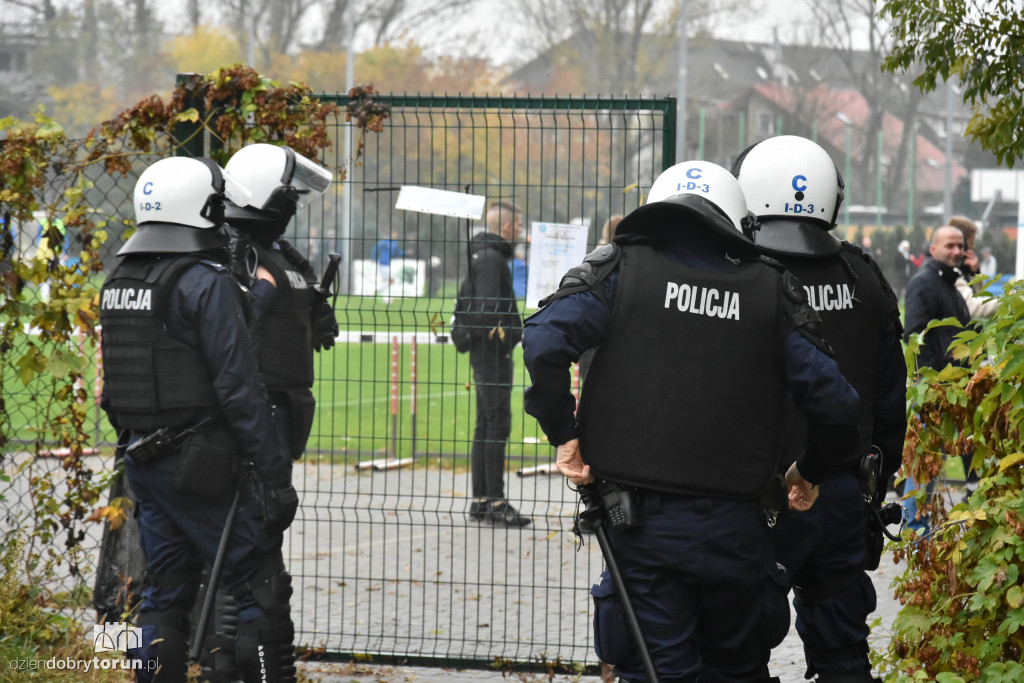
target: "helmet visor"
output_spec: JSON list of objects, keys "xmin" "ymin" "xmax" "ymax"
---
[
  {"xmin": 289, "ymin": 154, "xmax": 333, "ymax": 207},
  {"xmin": 222, "ymin": 172, "xmax": 253, "ymax": 209}
]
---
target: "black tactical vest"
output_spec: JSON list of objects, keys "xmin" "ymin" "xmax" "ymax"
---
[
  {"xmin": 577, "ymin": 245, "xmax": 788, "ymax": 498},
  {"xmin": 253, "ymin": 243, "xmax": 314, "ymax": 390},
  {"xmin": 769, "ymin": 242, "xmax": 894, "ymax": 472},
  {"xmin": 100, "ymin": 256, "xmax": 220, "ymax": 431}
]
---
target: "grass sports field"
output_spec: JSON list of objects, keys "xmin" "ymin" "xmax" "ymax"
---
[{"xmin": 5, "ymin": 287, "xmax": 555, "ymax": 469}]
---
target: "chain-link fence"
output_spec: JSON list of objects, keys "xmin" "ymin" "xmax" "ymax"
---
[{"xmin": 2, "ymin": 94, "xmax": 674, "ymax": 673}]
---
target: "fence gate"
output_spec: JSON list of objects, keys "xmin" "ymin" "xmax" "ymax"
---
[{"xmin": 287, "ymin": 94, "xmax": 675, "ymax": 673}]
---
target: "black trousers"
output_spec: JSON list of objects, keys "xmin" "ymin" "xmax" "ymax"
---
[{"xmin": 469, "ymin": 342, "xmax": 514, "ymax": 499}]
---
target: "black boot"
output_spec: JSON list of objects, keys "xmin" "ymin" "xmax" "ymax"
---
[
  {"xmin": 235, "ymin": 616, "xmax": 297, "ymax": 683},
  {"xmin": 488, "ymin": 499, "xmax": 531, "ymax": 527}
]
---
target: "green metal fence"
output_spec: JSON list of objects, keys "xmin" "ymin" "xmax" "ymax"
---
[
  {"xmin": 0, "ymin": 93, "xmax": 674, "ymax": 674},
  {"xmin": 284, "ymin": 93, "xmax": 674, "ymax": 672}
]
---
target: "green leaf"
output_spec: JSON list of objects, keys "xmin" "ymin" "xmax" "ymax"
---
[{"xmin": 892, "ymin": 606, "xmax": 934, "ymax": 639}]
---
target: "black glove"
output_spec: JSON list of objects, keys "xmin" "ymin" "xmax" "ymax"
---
[
  {"xmin": 311, "ymin": 298, "xmax": 338, "ymax": 351},
  {"xmin": 225, "ymin": 225, "xmax": 258, "ymax": 288},
  {"xmin": 262, "ymin": 484, "xmax": 299, "ymax": 534}
]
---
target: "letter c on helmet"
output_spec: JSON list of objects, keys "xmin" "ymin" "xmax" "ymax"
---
[
  {"xmin": 142, "ymin": 181, "xmax": 154, "ymax": 196},
  {"xmin": 792, "ymin": 175, "xmax": 807, "ymax": 193},
  {"xmin": 686, "ymin": 167, "xmax": 703, "ymax": 180}
]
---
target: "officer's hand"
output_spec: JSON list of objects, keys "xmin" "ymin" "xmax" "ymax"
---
[
  {"xmin": 263, "ymin": 485, "xmax": 299, "ymax": 534},
  {"xmin": 785, "ymin": 462, "xmax": 818, "ymax": 511},
  {"xmin": 311, "ymin": 299, "xmax": 339, "ymax": 351},
  {"xmin": 556, "ymin": 439, "xmax": 593, "ymax": 486}
]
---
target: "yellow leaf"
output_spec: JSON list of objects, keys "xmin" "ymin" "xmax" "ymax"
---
[
  {"xmin": 175, "ymin": 108, "xmax": 200, "ymax": 123},
  {"xmin": 545, "ymin": 530, "xmax": 559, "ymax": 541},
  {"xmin": 998, "ymin": 452, "xmax": 1024, "ymax": 472},
  {"xmin": 1008, "ymin": 585, "xmax": 1024, "ymax": 609}
]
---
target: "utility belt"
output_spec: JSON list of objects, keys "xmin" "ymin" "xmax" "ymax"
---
[
  {"xmin": 126, "ymin": 418, "xmax": 213, "ymax": 464},
  {"xmin": 127, "ymin": 418, "xmax": 241, "ymax": 499},
  {"xmin": 579, "ymin": 476, "xmax": 786, "ymax": 537}
]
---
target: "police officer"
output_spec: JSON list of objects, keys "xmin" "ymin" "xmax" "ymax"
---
[
  {"xmin": 100, "ymin": 156, "xmax": 299, "ymax": 683},
  {"xmin": 184, "ymin": 144, "xmax": 335, "ymax": 683},
  {"xmin": 523, "ymin": 160, "xmax": 860, "ymax": 683},
  {"xmin": 734, "ymin": 135, "xmax": 907, "ymax": 683},
  {"xmin": 223, "ymin": 143, "xmax": 336, "ymax": 459}
]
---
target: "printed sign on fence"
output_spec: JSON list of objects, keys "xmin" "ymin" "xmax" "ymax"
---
[{"xmin": 525, "ymin": 221, "xmax": 590, "ymax": 309}]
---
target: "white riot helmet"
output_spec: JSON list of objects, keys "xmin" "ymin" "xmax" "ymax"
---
[
  {"xmin": 119, "ymin": 156, "xmax": 252, "ymax": 256},
  {"xmin": 732, "ymin": 135, "xmax": 845, "ymax": 256},
  {"xmin": 224, "ymin": 144, "xmax": 332, "ymax": 243},
  {"xmin": 617, "ymin": 160, "xmax": 758, "ymax": 255}
]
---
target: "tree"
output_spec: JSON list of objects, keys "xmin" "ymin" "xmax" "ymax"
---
[
  {"xmin": 801, "ymin": 0, "xmax": 924, "ymax": 214},
  {"xmin": 879, "ymin": 0, "xmax": 1024, "ymax": 167},
  {"xmin": 509, "ymin": 0, "xmax": 753, "ymax": 95}
]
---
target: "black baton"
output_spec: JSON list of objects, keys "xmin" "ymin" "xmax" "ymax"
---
[
  {"xmin": 578, "ymin": 485, "xmax": 661, "ymax": 683},
  {"xmin": 190, "ymin": 482, "xmax": 242, "ymax": 662}
]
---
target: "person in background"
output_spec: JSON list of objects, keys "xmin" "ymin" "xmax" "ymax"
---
[
  {"xmin": 597, "ymin": 215, "xmax": 622, "ymax": 246},
  {"xmin": 465, "ymin": 200, "xmax": 530, "ymax": 527},
  {"xmin": 372, "ymin": 229, "xmax": 405, "ymax": 303},
  {"xmin": 902, "ymin": 225, "xmax": 973, "ymax": 534},
  {"xmin": 979, "ymin": 245, "xmax": 997, "ymax": 278}
]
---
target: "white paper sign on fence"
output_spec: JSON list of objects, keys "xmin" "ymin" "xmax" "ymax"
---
[{"xmin": 525, "ymin": 221, "xmax": 590, "ymax": 309}]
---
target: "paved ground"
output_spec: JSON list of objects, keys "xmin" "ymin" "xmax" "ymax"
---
[
  {"xmin": 6, "ymin": 454, "xmax": 912, "ymax": 683},
  {"xmin": 291, "ymin": 482, "xmax": 912, "ymax": 683},
  {"xmin": 298, "ymin": 556, "xmax": 903, "ymax": 682}
]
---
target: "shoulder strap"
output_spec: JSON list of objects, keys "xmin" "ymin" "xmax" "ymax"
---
[
  {"xmin": 840, "ymin": 241, "xmax": 904, "ymax": 336},
  {"xmin": 759, "ymin": 255, "xmax": 835, "ymax": 357},
  {"xmin": 537, "ymin": 243, "xmax": 622, "ymax": 308}
]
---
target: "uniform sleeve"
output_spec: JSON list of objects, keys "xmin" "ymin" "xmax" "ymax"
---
[
  {"xmin": 250, "ymin": 279, "xmax": 277, "ymax": 320},
  {"xmin": 874, "ymin": 315, "xmax": 909, "ymax": 479},
  {"xmin": 782, "ymin": 331, "xmax": 861, "ymax": 485},
  {"xmin": 170, "ymin": 265, "xmax": 290, "ymax": 485},
  {"xmin": 523, "ymin": 279, "xmax": 614, "ymax": 446}
]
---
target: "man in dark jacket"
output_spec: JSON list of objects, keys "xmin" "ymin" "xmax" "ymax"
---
[
  {"xmin": 904, "ymin": 225, "xmax": 971, "ymax": 372},
  {"xmin": 902, "ymin": 224, "xmax": 971, "ymax": 535},
  {"xmin": 465, "ymin": 200, "xmax": 529, "ymax": 526}
]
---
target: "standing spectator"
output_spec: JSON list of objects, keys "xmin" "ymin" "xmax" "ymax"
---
[
  {"xmin": 904, "ymin": 225, "xmax": 971, "ymax": 373},
  {"xmin": 100, "ymin": 157, "xmax": 298, "ymax": 683},
  {"xmin": 523, "ymin": 161, "xmax": 859, "ymax": 682},
  {"xmin": 979, "ymin": 245, "xmax": 997, "ymax": 278},
  {"xmin": 947, "ymin": 216, "xmax": 1000, "ymax": 319},
  {"xmin": 735, "ymin": 135, "xmax": 907, "ymax": 683},
  {"xmin": 465, "ymin": 201, "xmax": 529, "ymax": 526},
  {"xmin": 371, "ymin": 229, "xmax": 405, "ymax": 303},
  {"xmin": 902, "ymin": 225, "xmax": 972, "ymax": 533},
  {"xmin": 597, "ymin": 215, "xmax": 622, "ymax": 246},
  {"xmin": 894, "ymin": 239, "xmax": 915, "ymax": 300}
]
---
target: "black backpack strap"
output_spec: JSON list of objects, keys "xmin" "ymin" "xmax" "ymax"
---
[
  {"xmin": 760, "ymin": 255, "xmax": 835, "ymax": 357},
  {"xmin": 840, "ymin": 241, "xmax": 904, "ymax": 337},
  {"xmin": 536, "ymin": 243, "xmax": 622, "ymax": 308}
]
